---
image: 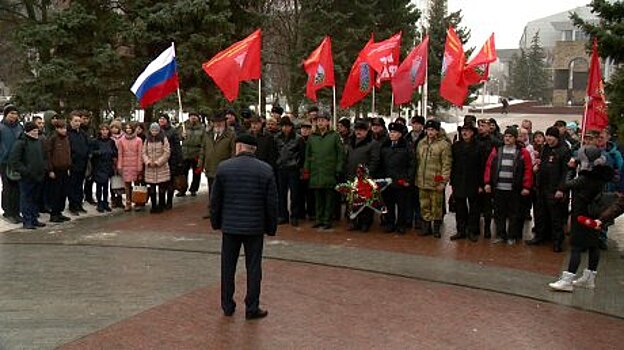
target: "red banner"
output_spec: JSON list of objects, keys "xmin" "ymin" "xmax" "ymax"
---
[
  {"xmin": 303, "ymin": 36, "xmax": 335, "ymax": 102},
  {"xmin": 392, "ymin": 36, "xmax": 428, "ymax": 105}
]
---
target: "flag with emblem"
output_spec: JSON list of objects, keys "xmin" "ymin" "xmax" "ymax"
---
[
  {"xmin": 363, "ymin": 32, "xmax": 402, "ymax": 86},
  {"xmin": 202, "ymin": 29, "xmax": 262, "ymax": 102},
  {"xmin": 439, "ymin": 27, "xmax": 468, "ymax": 106},
  {"xmin": 340, "ymin": 35, "xmax": 375, "ymax": 109},
  {"xmin": 392, "ymin": 35, "xmax": 428, "ymax": 105},
  {"xmin": 583, "ymin": 38, "xmax": 608, "ymax": 132},
  {"xmin": 303, "ymin": 36, "xmax": 335, "ymax": 102},
  {"xmin": 464, "ymin": 33, "xmax": 497, "ymax": 85}
]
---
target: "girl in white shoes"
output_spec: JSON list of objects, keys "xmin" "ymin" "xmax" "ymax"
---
[{"xmin": 549, "ymin": 145, "xmax": 613, "ymax": 292}]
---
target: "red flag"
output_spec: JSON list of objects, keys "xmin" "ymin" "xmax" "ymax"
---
[
  {"xmin": 391, "ymin": 36, "xmax": 429, "ymax": 105},
  {"xmin": 439, "ymin": 27, "xmax": 468, "ymax": 106},
  {"xmin": 303, "ymin": 36, "xmax": 335, "ymax": 102},
  {"xmin": 202, "ymin": 29, "xmax": 262, "ymax": 102},
  {"xmin": 339, "ymin": 36, "xmax": 375, "ymax": 109},
  {"xmin": 583, "ymin": 38, "xmax": 608, "ymax": 132},
  {"xmin": 364, "ymin": 32, "xmax": 402, "ymax": 85},
  {"xmin": 464, "ymin": 33, "xmax": 497, "ymax": 85}
]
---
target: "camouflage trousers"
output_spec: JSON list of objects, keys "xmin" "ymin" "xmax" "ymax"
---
[{"xmin": 419, "ymin": 188, "xmax": 444, "ymax": 221}]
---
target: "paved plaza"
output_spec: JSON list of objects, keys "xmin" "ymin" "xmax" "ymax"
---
[{"xmin": 1, "ymin": 114, "xmax": 623, "ymax": 349}]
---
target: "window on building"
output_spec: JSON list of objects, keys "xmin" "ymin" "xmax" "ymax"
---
[
  {"xmin": 575, "ymin": 30, "xmax": 589, "ymax": 41},
  {"xmin": 563, "ymin": 30, "xmax": 573, "ymax": 41}
]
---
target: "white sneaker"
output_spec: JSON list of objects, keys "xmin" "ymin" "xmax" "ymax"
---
[
  {"xmin": 572, "ymin": 269, "xmax": 596, "ymax": 289},
  {"xmin": 549, "ymin": 271, "xmax": 575, "ymax": 292}
]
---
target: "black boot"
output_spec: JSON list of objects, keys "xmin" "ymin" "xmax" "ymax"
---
[
  {"xmin": 483, "ymin": 218, "xmax": 492, "ymax": 239},
  {"xmin": 433, "ymin": 220, "xmax": 442, "ymax": 238},
  {"xmin": 450, "ymin": 229, "xmax": 466, "ymax": 240},
  {"xmin": 418, "ymin": 220, "xmax": 431, "ymax": 236}
]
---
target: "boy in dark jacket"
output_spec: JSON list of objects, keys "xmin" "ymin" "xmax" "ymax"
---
[
  {"xmin": 67, "ymin": 111, "xmax": 91, "ymax": 214},
  {"xmin": 92, "ymin": 124, "xmax": 118, "ymax": 212},
  {"xmin": 9, "ymin": 122, "xmax": 47, "ymax": 229},
  {"xmin": 380, "ymin": 123, "xmax": 414, "ymax": 234},
  {"xmin": 46, "ymin": 120, "xmax": 72, "ymax": 222}
]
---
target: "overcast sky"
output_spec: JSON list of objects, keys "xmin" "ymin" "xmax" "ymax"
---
[{"xmin": 446, "ymin": 0, "xmax": 591, "ymax": 50}]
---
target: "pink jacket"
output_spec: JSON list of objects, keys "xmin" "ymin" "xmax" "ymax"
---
[{"xmin": 117, "ymin": 134, "xmax": 143, "ymax": 182}]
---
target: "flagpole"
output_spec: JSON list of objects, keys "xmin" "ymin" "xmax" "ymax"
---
[
  {"xmin": 258, "ymin": 79, "xmax": 262, "ymax": 118},
  {"xmin": 171, "ymin": 41, "xmax": 185, "ymax": 133},
  {"xmin": 390, "ymin": 94, "xmax": 394, "ymax": 118},
  {"xmin": 372, "ymin": 87, "xmax": 376, "ymax": 117},
  {"xmin": 423, "ymin": 70, "xmax": 428, "ymax": 119},
  {"xmin": 481, "ymin": 81, "xmax": 487, "ymax": 115},
  {"xmin": 581, "ymin": 99, "xmax": 589, "ymax": 144},
  {"xmin": 332, "ymin": 85, "xmax": 337, "ymax": 129}
]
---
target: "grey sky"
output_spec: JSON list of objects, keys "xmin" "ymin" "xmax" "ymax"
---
[{"xmin": 446, "ymin": 0, "xmax": 591, "ymax": 50}]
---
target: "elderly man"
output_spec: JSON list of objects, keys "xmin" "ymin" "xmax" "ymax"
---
[{"xmin": 211, "ymin": 133, "xmax": 278, "ymax": 320}]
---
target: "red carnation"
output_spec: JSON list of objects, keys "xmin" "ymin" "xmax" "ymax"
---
[
  {"xmin": 357, "ymin": 180, "xmax": 374, "ymax": 199},
  {"xmin": 434, "ymin": 175, "xmax": 444, "ymax": 183},
  {"xmin": 397, "ymin": 179, "xmax": 407, "ymax": 186}
]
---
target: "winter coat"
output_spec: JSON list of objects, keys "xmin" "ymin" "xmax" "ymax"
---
[
  {"xmin": 599, "ymin": 193, "xmax": 624, "ymax": 223},
  {"xmin": 91, "ymin": 137, "xmax": 118, "ymax": 184},
  {"xmin": 43, "ymin": 110, "xmax": 59, "ymax": 138},
  {"xmin": 484, "ymin": 144, "xmax": 533, "ymax": 192},
  {"xmin": 117, "ymin": 134, "xmax": 143, "ymax": 182},
  {"xmin": 536, "ymin": 141, "xmax": 572, "ymax": 197},
  {"xmin": 162, "ymin": 124, "xmax": 183, "ymax": 175},
  {"xmin": 275, "ymin": 131, "xmax": 303, "ymax": 170},
  {"xmin": 563, "ymin": 166, "xmax": 614, "ymax": 248},
  {"xmin": 252, "ymin": 131, "xmax": 277, "ymax": 169},
  {"xmin": 603, "ymin": 141, "xmax": 623, "ymax": 192},
  {"xmin": 179, "ymin": 121, "xmax": 205, "ymax": 160},
  {"xmin": 415, "ymin": 134, "xmax": 452, "ymax": 190},
  {"xmin": 46, "ymin": 133, "xmax": 72, "ymax": 172},
  {"xmin": 451, "ymin": 139, "xmax": 486, "ymax": 198},
  {"xmin": 143, "ymin": 136, "xmax": 171, "ymax": 184},
  {"xmin": 199, "ymin": 129, "xmax": 236, "ymax": 179},
  {"xmin": 9, "ymin": 133, "xmax": 46, "ymax": 182},
  {"xmin": 0, "ymin": 119, "xmax": 23, "ymax": 165},
  {"xmin": 304, "ymin": 129, "xmax": 344, "ymax": 189},
  {"xmin": 345, "ymin": 132, "xmax": 380, "ymax": 179},
  {"xmin": 380, "ymin": 137, "xmax": 415, "ymax": 188},
  {"xmin": 68, "ymin": 128, "xmax": 90, "ymax": 172},
  {"xmin": 210, "ymin": 152, "xmax": 278, "ymax": 236}
]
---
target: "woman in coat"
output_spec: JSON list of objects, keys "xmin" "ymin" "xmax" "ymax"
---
[
  {"xmin": 142, "ymin": 123, "xmax": 171, "ymax": 213},
  {"xmin": 117, "ymin": 122, "xmax": 143, "ymax": 211},
  {"xmin": 549, "ymin": 145, "xmax": 613, "ymax": 292},
  {"xmin": 91, "ymin": 124, "xmax": 118, "ymax": 212}
]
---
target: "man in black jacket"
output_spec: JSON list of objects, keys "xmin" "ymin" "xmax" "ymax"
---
[
  {"xmin": 275, "ymin": 117, "xmax": 304, "ymax": 226},
  {"xmin": 528, "ymin": 126, "xmax": 572, "ymax": 252},
  {"xmin": 210, "ymin": 133, "xmax": 278, "ymax": 320},
  {"xmin": 67, "ymin": 111, "xmax": 90, "ymax": 215}
]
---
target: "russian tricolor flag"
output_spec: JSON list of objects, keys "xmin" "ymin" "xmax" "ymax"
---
[{"xmin": 131, "ymin": 43, "xmax": 179, "ymax": 108}]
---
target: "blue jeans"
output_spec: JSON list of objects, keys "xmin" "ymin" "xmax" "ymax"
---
[{"xmin": 20, "ymin": 179, "xmax": 42, "ymax": 226}]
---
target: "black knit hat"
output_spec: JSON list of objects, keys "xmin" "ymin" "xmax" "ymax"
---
[
  {"xmin": 354, "ymin": 120, "xmax": 369, "ymax": 130},
  {"xmin": 411, "ymin": 116, "xmax": 425, "ymax": 125},
  {"xmin": 271, "ymin": 105, "xmax": 284, "ymax": 115},
  {"xmin": 235, "ymin": 133, "xmax": 258, "ymax": 147},
  {"xmin": 279, "ymin": 116, "xmax": 294, "ymax": 126},
  {"xmin": 24, "ymin": 121, "xmax": 37, "ymax": 133}
]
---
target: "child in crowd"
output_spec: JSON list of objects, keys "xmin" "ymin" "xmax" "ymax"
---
[
  {"xmin": 46, "ymin": 120, "xmax": 72, "ymax": 222},
  {"xmin": 116, "ymin": 122, "xmax": 143, "ymax": 212},
  {"xmin": 92, "ymin": 124, "xmax": 118, "ymax": 212}
]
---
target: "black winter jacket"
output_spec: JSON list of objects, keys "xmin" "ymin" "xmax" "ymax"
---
[
  {"xmin": 275, "ymin": 131, "xmax": 304, "ymax": 170},
  {"xmin": 346, "ymin": 132, "xmax": 380, "ymax": 178},
  {"xmin": 451, "ymin": 139, "xmax": 486, "ymax": 197},
  {"xmin": 537, "ymin": 141, "xmax": 572, "ymax": 197},
  {"xmin": 9, "ymin": 133, "xmax": 47, "ymax": 182},
  {"xmin": 92, "ymin": 137, "xmax": 118, "ymax": 183},
  {"xmin": 210, "ymin": 153, "xmax": 278, "ymax": 235},
  {"xmin": 380, "ymin": 137, "xmax": 414, "ymax": 187},
  {"xmin": 68, "ymin": 128, "xmax": 90, "ymax": 172}
]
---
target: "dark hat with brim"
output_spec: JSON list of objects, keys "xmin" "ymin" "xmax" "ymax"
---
[
  {"xmin": 354, "ymin": 120, "xmax": 369, "ymax": 130},
  {"xmin": 300, "ymin": 119, "xmax": 313, "ymax": 128},
  {"xmin": 316, "ymin": 111, "xmax": 330, "ymax": 120},
  {"xmin": 3, "ymin": 104, "xmax": 17, "ymax": 116},
  {"xmin": 460, "ymin": 121, "xmax": 478, "ymax": 133},
  {"xmin": 271, "ymin": 106, "xmax": 284, "ymax": 115},
  {"xmin": 235, "ymin": 133, "xmax": 258, "ymax": 147},
  {"xmin": 411, "ymin": 116, "xmax": 425, "ymax": 125},
  {"xmin": 212, "ymin": 112, "xmax": 226, "ymax": 122}
]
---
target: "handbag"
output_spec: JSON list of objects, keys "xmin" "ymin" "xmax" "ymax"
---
[
  {"xmin": 172, "ymin": 174, "xmax": 188, "ymax": 192},
  {"xmin": 6, "ymin": 164, "xmax": 21, "ymax": 181},
  {"xmin": 131, "ymin": 185, "xmax": 148, "ymax": 205},
  {"xmin": 110, "ymin": 174, "xmax": 124, "ymax": 191}
]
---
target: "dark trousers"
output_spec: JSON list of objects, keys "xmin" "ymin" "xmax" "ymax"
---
[
  {"xmin": 568, "ymin": 246, "xmax": 600, "ymax": 273},
  {"xmin": 383, "ymin": 186, "xmax": 408, "ymax": 229},
  {"xmin": 49, "ymin": 171, "xmax": 69, "ymax": 216},
  {"xmin": 534, "ymin": 195, "xmax": 567, "ymax": 244},
  {"xmin": 95, "ymin": 179, "xmax": 110, "ymax": 209},
  {"xmin": 455, "ymin": 195, "xmax": 480, "ymax": 235},
  {"xmin": 406, "ymin": 187, "xmax": 421, "ymax": 226},
  {"xmin": 182, "ymin": 158, "xmax": 201, "ymax": 194},
  {"xmin": 277, "ymin": 168, "xmax": 300, "ymax": 221},
  {"xmin": 221, "ymin": 233, "xmax": 264, "ymax": 314},
  {"xmin": 19, "ymin": 179, "xmax": 42, "ymax": 226},
  {"xmin": 148, "ymin": 182, "xmax": 167, "ymax": 209},
  {"xmin": 479, "ymin": 192, "xmax": 494, "ymax": 233},
  {"xmin": 297, "ymin": 179, "xmax": 315, "ymax": 219},
  {"xmin": 68, "ymin": 169, "xmax": 86, "ymax": 209},
  {"xmin": 493, "ymin": 189, "xmax": 521, "ymax": 240},
  {"xmin": 1, "ymin": 164, "xmax": 20, "ymax": 217},
  {"xmin": 84, "ymin": 176, "xmax": 94, "ymax": 201},
  {"xmin": 314, "ymin": 188, "xmax": 335, "ymax": 225}
]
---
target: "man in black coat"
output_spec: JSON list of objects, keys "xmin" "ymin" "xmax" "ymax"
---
[
  {"xmin": 450, "ymin": 121, "xmax": 485, "ymax": 242},
  {"xmin": 528, "ymin": 126, "xmax": 572, "ymax": 252},
  {"xmin": 476, "ymin": 118, "xmax": 501, "ymax": 238},
  {"xmin": 210, "ymin": 133, "xmax": 278, "ymax": 320},
  {"xmin": 67, "ymin": 111, "xmax": 90, "ymax": 215}
]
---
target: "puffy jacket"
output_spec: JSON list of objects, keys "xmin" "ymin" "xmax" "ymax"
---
[
  {"xmin": 46, "ymin": 133, "xmax": 72, "ymax": 172},
  {"xmin": 179, "ymin": 121, "xmax": 205, "ymax": 160},
  {"xmin": 210, "ymin": 153, "xmax": 278, "ymax": 235},
  {"xmin": 484, "ymin": 143, "xmax": 533, "ymax": 192},
  {"xmin": 199, "ymin": 129, "xmax": 236, "ymax": 178},
  {"xmin": 9, "ymin": 133, "xmax": 46, "ymax": 182},
  {"xmin": 68, "ymin": 127, "xmax": 90, "ymax": 172},
  {"xmin": 275, "ymin": 131, "xmax": 303, "ymax": 170},
  {"xmin": 415, "ymin": 135, "xmax": 452, "ymax": 190},
  {"xmin": 451, "ymin": 139, "xmax": 486, "ymax": 197},
  {"xmin": 92, "ymin": 137, "xmax": 118, "ymax": 183},
  {"xmin": 0, "ymin": 119, "xmax": 23, "ymax": 165},
  {"xmin": 143, "ymin": 135, "xmax": 171, "ymax": 184},
  {"xmin": 304, "ymin": 129, "xmax": 344, "ymax": 188},
  {"xmin": 345, "ymin": 132, "xmax": 380, "ymax": 179},
  {"xmin": 380, "ymin": 137, "xmax": 414, "ymax": 187},
  {"xmin": 43, "ymin": 110, "xmax": 59, "ymax": 137}
]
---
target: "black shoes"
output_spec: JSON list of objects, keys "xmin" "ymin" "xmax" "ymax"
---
[
  {"xmin": 78, "ymin": 206, "xmax": 88, "ymax": 213},
  {"xmin": 450, "ymin": 232, "xmax": 466, "ymax": 241},
  {"xmin": 277, "ymin": 218, "xmax": 288, "ymax": 225},
  {"xmin": 322, "ymin": 224, "xmax": 332, "ymax": 230},
  {"xmin": 312, "ymin": 223, "xmax": 324, "ymax": 228},
  {"xmin": 175, "ymin": 192, "xmax": 186, "ymax": 197},
  {"xmin": 190, "ymin": 192, "xmax": 197, "ymax": 197},
  {"xmin": 291, "ymin": 218, "xmax": 298, "ymax": 227},
  {"xmin": 245, "ymin": 308, "xmax": 268, "ymax": 320},
  {"xmin": 223, "ymin": 309, "xmax": 235, "ymax": 317},
  {"xmin": 553, "ymin": 242, "xmax": 563, "ymax": 253},
  {"xmin": 526, "ymin": 237, "xmax": 542, "ymax": 246}
]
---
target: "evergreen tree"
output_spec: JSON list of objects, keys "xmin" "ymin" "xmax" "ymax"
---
[
  {"xmin": 507, "ymin": 32, "xmax": 550, "ymax": 101},
  {"xmin": 571, "ymin": 0, "xmax": 624, "ymax": 135}
]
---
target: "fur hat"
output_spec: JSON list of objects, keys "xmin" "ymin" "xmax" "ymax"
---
[
  {"xmin": 279, "ymin": 116, "xmax": 294, "ymax": 126},
  {"xmin": 460, "ymin": 121, "xmax": 478, "ymax": 134},
  {"xmin": 271, "ymin": 105, "xmax": 284, "ymax": 115},
  {"xmin": 354, "ymin": 120, "xmax": 369, "ymax": 130},
  {"xmin": 410, "ymin": 116, "xmax": 425, "ymax": 125},
  {"xmin": 235, "ymin": 133, "xmax": 258, "ymax": 147},
  {"xmin": 424, "ymin": 119, "xmax": 441, "ymax": 131},
  {"xmin": 338, "ymin": 118, "xmax": 351, "ymax": 129},
  {"xmin": 388, "ymin": 122, "xmax": 406, "ymax": 134}
]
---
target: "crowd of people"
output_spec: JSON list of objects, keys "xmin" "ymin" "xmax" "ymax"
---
[{"xmin": 1, "ymin": 102, "xmax": 623, "ymax": 292}]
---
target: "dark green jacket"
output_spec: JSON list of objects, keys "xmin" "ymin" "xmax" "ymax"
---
[
  {"xmin": 9, "ymin": 133, "xmax": 47, "ymax": 182},
  {"xmin": 179, "ymin": 121, "xmax": 205, "ymax": 160},
  {"xmin": 304, "ymin": 129, "xmax": 344, "ymax": 188}
]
